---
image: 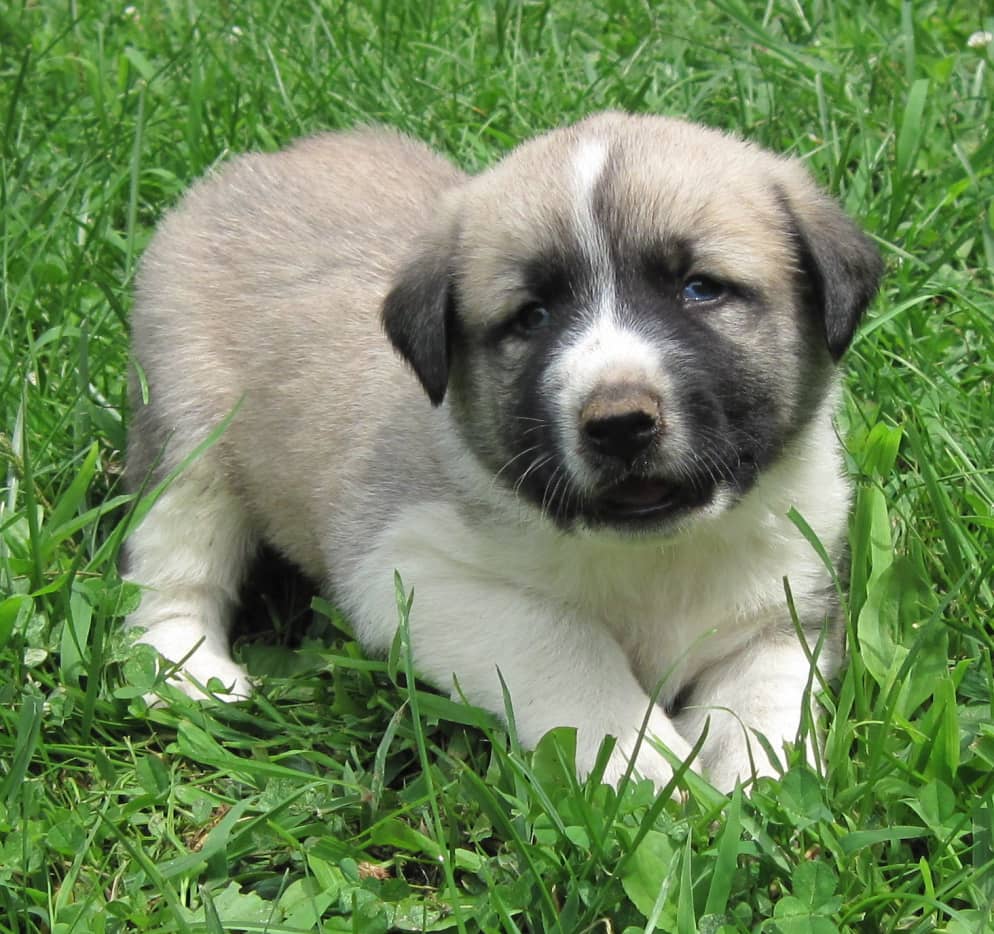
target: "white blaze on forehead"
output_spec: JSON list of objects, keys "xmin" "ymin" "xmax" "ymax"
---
[
  {"xmin": 570, "ymin": 138, "xmax": 613, "ymax": 287},
  {"xmin": 573, "ymin": 139, "xmax": 608, "ymax": 201}
]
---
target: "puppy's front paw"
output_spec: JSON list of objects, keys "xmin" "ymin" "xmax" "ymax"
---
[
  {"xmin": 134, "ymin": 619, "xmax": 253, "ymax": 703},
  {"xmin": 168, "ymin": 652, "xmax": 253, "ymax": 701},
  {"xmin": 686, "ymin": 707, "xmax": 808, "ymax": 792},
  {"xmin": 583, "ymin": 708, "xmax": 696, "ymax": 792}
]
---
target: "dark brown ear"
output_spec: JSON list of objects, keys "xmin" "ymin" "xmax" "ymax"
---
[
  {"xmin": 777, "ymin": 184, "xmax": 883, "ymax": 359},
  {"xmin": 382, "ymin": 233, "xmax": 454, "ymax": 406}
]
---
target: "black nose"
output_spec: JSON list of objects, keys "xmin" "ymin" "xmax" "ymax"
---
[{"xmin": 581, "ymin": 389, "xmax": 662, "ymax": 462}]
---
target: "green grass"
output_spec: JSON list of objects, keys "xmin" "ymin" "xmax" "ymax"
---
[{"xmin": 1, "ymin": 1, "xmax": 993, "ymax": 931}]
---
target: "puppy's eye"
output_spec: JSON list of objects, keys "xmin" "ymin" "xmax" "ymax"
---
[
  {"xmin": 513, "ymin": 302, "xmax": 551, "ymax": 334},
  {"xmin": 681, "ymin": 276, "xmax": 725, "ymax": 304}
]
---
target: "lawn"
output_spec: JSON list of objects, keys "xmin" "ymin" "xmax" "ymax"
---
[{"xmin": 1, "ymin": 1, "xmax": 993, "ymax": 931}]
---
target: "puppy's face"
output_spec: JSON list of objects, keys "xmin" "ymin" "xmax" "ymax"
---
[{"xmin": 384, "ymin": 113, "xmax": 881, "ymax": 533}]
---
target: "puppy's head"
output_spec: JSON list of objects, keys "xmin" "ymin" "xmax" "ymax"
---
[{"xmin": 383, "ymin": 112, "xmax": 882, "ymax": 533}]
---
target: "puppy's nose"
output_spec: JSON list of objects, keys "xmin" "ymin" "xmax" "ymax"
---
[{"xmin": 581, "ymin": 388, "xmax": 662, "ymax": 462}]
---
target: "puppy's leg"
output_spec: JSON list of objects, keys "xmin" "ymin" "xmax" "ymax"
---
[
  {"xmin": 428, "ymin": 600, "xmax": 694, "ymax": 788},
  {"xmin": 674, "ymin": 630, "xmax": 833, "ymax": 792},
  {"xmin": 352, "ymin": 568, "xmax": 694, "ymax": 789},
  {"xmin": 124, "ymin": 461, "xmax": 256, "ymax": 699}
]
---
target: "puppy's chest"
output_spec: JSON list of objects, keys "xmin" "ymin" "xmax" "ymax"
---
[
  {"xmin": 366, "ymin": 503, "xmax": 800, "ymax": 693},
  {"xmin": 551, "ymin": 540, "xmax": 792, "ymax": 693}
]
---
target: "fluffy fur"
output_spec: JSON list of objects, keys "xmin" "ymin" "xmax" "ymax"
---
[{"xmin": 124, "ymin": 113, "xmax": 881, "ymax": 791}]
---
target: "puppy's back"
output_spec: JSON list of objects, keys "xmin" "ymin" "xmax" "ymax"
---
[{"xmin": 128, "ymin": 129, "xmax": 464, "ymax": 571}]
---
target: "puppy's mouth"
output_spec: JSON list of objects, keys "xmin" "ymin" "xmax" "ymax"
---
[{"xmin": 591, "ymin": 476, "xmax": 712, "ymax": 523}]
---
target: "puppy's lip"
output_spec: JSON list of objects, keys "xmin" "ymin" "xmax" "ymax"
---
[{"xmin": 593, "ymin": 476, "xmax": 710, "ymax": 520}]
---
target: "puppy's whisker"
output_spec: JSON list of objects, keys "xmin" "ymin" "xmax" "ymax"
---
[
  {"xmin": 517, "ymin": 454, "xmax": 553, "ymax": 486},
  {"xmin": 544, "ymin": 468, "xmax": 573, "ymax": 522},
  {"xmin": 513, "ymin": 454, "xmax": 554, "ymax": 497},
  {"xmin": 540, "ymin": 464, "xmax": 566, "ymax": 519},
  {"xmin": 492, "ymin": 444, "xmax": 543, "ymax": 488}
]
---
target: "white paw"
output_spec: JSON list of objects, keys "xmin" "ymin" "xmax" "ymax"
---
[
  {"xmin": 580, "ymin": 707, "xmax": 696, "ymax": 792},
  {"xmin": 133, "ymin": 618, "xmax": 253, "ymax": 703},
  {"xmin": 705, "ymin": 741, "xmax": 796, "ymax": 793},
  {"xmin": 686, "ymin": 708, "xmax": 804, "ymax": 792},
  {"xmin": 167, "ymin": 651, "xmax": 253, "ymax": 701}
]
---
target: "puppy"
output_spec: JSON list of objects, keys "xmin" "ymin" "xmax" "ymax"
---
[{"xmin": 124, "ymin": 112, "xmax": 881, "ymax": 792}]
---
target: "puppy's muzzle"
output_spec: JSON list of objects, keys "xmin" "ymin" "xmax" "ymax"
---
[{"xmin": 580, "ymin": 385, "xmax": 663, "ymax": 465}]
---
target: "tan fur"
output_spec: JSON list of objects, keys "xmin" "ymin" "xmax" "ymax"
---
[{"xmin": 130, "ymin": 128, "xmax": 466, "ymax": 575}]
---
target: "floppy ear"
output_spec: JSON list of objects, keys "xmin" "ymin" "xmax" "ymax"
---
[
  {"xmin": 777, "ymin": 183, "xmax": 883, "ymax": 360},
  {"xmin": 381, "ymin": 232, "xmax": 454, "ymax": 406}
]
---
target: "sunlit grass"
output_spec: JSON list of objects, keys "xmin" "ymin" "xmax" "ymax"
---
[{"xmin": 1, "ymin": 2, "xmax": 992, "ymax": 931}]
